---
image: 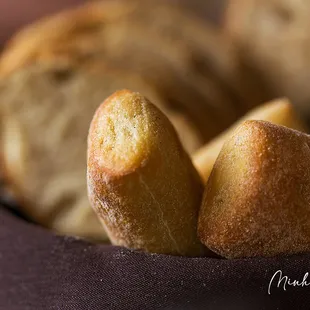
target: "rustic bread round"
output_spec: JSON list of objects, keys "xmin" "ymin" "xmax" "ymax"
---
[
  {"xmin": 0, "ymin": 0, "xmax": 259, "ymax": 241},
  {"xmin": 0, "ymin": 0, "xmax": 255, "ymax": 140},
  {"xmin": 224, "ymin": 0, "xmax": 310, "ymax": 117}
]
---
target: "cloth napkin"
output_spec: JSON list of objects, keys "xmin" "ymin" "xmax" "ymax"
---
[{"xmin": 1, "ymin": 206, "xmax": 310, "ymax": 310}]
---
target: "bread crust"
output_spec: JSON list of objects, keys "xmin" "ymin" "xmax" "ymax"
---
[
  {"xmin": 87, "ymin": 90, "xmax": 206, "ymax": 256},
  {"xmin": 193, "ymin": 98, "xmax": 308, "ymax": 183},
  {"xmin": 0, "ymin": 0, "xmax": 135, "ymax": 76},
  {"xmin": 199, "ymin": 120, "xmax": 310, "ymax": 258},
  {"xmin": 0, "ymin": 0, "xmax": 260, "ymax": 142},
  {"xmin": 224, "ymin": 0, "xmax": 310, "ymax": 117},
  {"xmin": 0, "ymin": 62, "xmax": 177, "ymax": 241}
]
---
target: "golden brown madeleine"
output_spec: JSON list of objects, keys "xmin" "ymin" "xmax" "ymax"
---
[
  {"xmin": 198, "ymin": 120, "xmax": 310, "ymax": 258},
  {"xmin": 193, "ymin": 98, "xmax": 307, "ymax": 183},
  {"xmin": 87, "ymin": 90, "xmax": 205, "ymax": 256}
]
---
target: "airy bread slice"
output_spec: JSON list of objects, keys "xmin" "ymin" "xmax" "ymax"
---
[{"xmin": 0, "ymin": 62, "xmax": 196, "ymax": 241}]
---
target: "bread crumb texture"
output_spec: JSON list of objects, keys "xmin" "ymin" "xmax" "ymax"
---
[{"xmin": 88, "ymin": 90, "xmax": 206, "ymax": 256}]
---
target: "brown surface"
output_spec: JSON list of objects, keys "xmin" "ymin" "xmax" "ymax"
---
[
  {"xmin": 87, "ymin": 90, "xmax": 206, "ymax": 256},
  {"xmin": 193, "ymin": 98, "xmax": 308, "ymax": 183},
  {"xmin": 199, "ymin": 120, "xmax": 310, "ymax": 258}
]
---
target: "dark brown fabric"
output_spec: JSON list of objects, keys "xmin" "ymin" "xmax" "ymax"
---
[{"xmin": 1, "ymin": 206, "xmax": 310, "ymax": 310}]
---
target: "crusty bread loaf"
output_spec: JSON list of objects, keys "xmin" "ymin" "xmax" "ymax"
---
[
  {"xmin": 0, "ymin": 0, "xmax": 136, "ymax": 76},
  {"xmin": 0, "ymin": 0, "xmax": 269, "ymax": 241},
  {"xmin": 0, "ymin": 62, "xmax": 200, "ymax": 241},
  {"xmin": 87, "ymin": 90, "xmax": 206, "ymax": 255},
  {"xmin": 224, "ymin": 0, "xmax": 310, "ymax": 117},
  {"xmin": 0, "ymin": 0, "xmax": 262, "ymax": 141},
  {"xmin": 199, "ymin": 120, "xmax": 310, "ymax": 258},
  {"xmin": 193, "ymin": 98, "xmax": 308, "ymax": 183}
]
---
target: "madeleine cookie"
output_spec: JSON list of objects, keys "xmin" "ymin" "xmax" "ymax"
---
[
  {"xmin": 199, "ymin": 120, "xmax": 310, "ymax": 258},
  {"xmin": 87, "ymin": 90, "xmax": 206, "ymax": 256}
]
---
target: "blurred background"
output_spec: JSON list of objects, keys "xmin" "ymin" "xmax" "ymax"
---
[
  {"xmin": 0, "ymin": 0, "xmax": 227, "ymax": 47},
  {"xmin": 1, "ymin": 0, "xmax": 309, "ymax": 241}
]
